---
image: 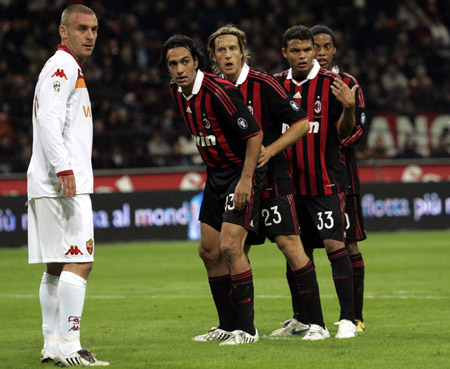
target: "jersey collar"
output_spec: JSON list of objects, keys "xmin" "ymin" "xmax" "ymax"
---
[
  {"xmin": 235, "ymin": 64, "xmax": 250, "ymax": 87},
  {"xmin": 288, "ymin": 59, "xmax": 320, "ymax": 86},
  {"xmin": 178, "ymin": 69, "xmax": 204, "ymax": 100},
  {"xmin": 57, "ymin": 44, "xmax": 82, "ymax": 67}
]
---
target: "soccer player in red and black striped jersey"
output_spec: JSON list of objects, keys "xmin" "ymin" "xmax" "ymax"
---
[
  {"xmin": 207, "ymin": 24, "xmax": 330, "ymax": 340},
  {"xmin": 311, "ymin": 24, "xmax": 367, "ymax": 333},
  {"xmin": 161, "ymin": 34, "xmax": 265, "ymax": 345},
  {"xmin": 274, "ymin": 25, "xmax": 359, "ymax": 338}
]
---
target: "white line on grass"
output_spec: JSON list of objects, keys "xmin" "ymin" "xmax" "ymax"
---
[{"xmin": 1, "ymin": 293, "xmax": 449, "ymax": 300}]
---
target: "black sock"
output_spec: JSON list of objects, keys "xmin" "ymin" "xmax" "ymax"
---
[
  {"xmin": 286, "ymin": 263, "xmax": 303, "ymax": 322},
  {"xmin": 292, "ymin": 261, "xmax": 325, "ymax": 328},
  {"xmin": 327, "ymin": 248, "xmax": 355, "ymax": 322},
  {"xmin": 231, "ymin": 269, "xmax": 255, "ymax": 335},
  {"xmin": 350, "ymin": 253, "xmax": 365, "ymax": 321},
  {"xmin": 209, "ymin": 275, "xmax": 235, "ymax": 331}
]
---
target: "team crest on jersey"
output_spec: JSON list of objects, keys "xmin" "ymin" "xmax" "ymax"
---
[
  {"xmin": 86, "ymin": 239, "xmax": 94, "ymax": 255},
  {"xmin": 247, "ymin": 105, "xmax": 254, "ymax": 115},
  {"xmin": 290, "ymin": 100, "xmax": 300, "ymax": 111},
  {"xmin": 53, "ymin": 81, "xmax": 61, "ymax": 92},
  {"xmin": 237, "ymin": 117, "xmax": 248, "ymax": 129},
  {"xmin": 314, "ymin": 100, "xmax": 322, "ymax": 114},
  {"xmin": 203, "ymin": 117, "xmax": 211, "ymax": 129}
]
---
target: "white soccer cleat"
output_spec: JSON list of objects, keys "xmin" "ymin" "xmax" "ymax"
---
[
  {"xmin": 54, "ymin": 349, "xmax": 110, "ymax": 367},
  {"xmin": 302, "ymin": 324, "xmax": 330, "ymax": 341},
  {"xmin": 334, "ymin": 319, "xmax": 357, "ymax": 339},
  {"xmin": 219, "ymin": 329, "xmax": 259, "ymax": 345},
  {"xmin": 40, "ymin": 348, "xmax": 56, "ymax": 363},
  {"xmin": 269, "ymin": 318, "xmax": 310, "ymax": 337},
  {"xmin": 193, "ymin": 327, "xmax": 233, "ymax": 342}
]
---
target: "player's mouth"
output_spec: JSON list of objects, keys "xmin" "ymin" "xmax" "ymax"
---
[
  {"xmin": 176, "ymin": 76, "xmax": 187, "ymax": 83},
  {"xmin": 224, "ymin": 62, "xmax": 234, "ymax": 69},
  {"xmin": 298, "ymin": 62, "xmax": 308, "ymax": 68},
  {"xmin": 317, "ymin": 58, "xmax": 327, "ymax": 66}
]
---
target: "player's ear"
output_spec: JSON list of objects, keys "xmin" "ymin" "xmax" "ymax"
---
[
  {"xmin": 281, "ymin": 48, "xmax": 287, "ymax": 58},
  {"xmin": 194, "ymin": 57, "xmax": 198, "ymax": 69},
  {"xmin": 59, "ymin": 25, "xmax": 67, "ymax": 40}
]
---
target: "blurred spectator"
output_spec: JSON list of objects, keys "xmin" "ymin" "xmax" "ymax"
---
[
  {"xmin": 147, "ymin": 130, "xmax": 172, "ymax": 166},
  {"xmin": 0, "ymin": 1, "xmax": 449, "ymax": 172},
  {"xmin": 365, "ymin": 136, "xmax": 391, "ymax": 160},
  {"xmin": 430, "ymin": 135, "xmax": 450, "ymax": 158},
  {"xmin": 393, "ymin": 138, "xmax": 424, "ymax": 159}
]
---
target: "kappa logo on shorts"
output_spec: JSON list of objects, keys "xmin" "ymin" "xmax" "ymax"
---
[
  {"xmin": 65, "ymin": 245, "xmax": 84, "ymax": 256},
  {"xmin": 86, "ymin": 239, "xmax": 94, "ymax": 255}
]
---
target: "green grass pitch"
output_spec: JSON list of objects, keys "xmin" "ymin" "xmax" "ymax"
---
[{"xmin": 1, "ymin": 230, "xmax": 449, "ymax": 369}]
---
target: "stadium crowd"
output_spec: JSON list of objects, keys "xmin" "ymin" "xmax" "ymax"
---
[{"xmin": 1, "ymin": 0, "xmax": 449, "ymax": 173}]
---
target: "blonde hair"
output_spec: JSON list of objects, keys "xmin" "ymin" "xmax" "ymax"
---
[
  {"xmin": 207, "ymin": 24, "xmax": 250, "ymax": 74},
  {"xmin": 61, "ymin": 4, "xmax": 95, "ymax": 27}
]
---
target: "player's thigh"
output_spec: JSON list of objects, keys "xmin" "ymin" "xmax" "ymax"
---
[{"xmin": 345, "ymin": 194, "xmax": 367, "ymax": 243}]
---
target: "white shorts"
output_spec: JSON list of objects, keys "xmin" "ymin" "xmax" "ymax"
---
[{"xmin": 28, "ymin": 195, "xmax": 95, "ymax": 264}]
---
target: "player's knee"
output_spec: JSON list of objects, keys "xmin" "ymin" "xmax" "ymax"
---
[
  {"xmin": 198, "ymin": 243, "xmax": 220, "ymax": 266},
  {"xmin": 345, "ymin": 241, "xmax": 360, "ymax": 254}
]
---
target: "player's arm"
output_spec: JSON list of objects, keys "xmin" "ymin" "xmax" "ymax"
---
[
  {"xmin": 235, "ymin": 130, "xmax": 263, "ymax": 210},
  {"xmin": 331, "ymin": 77, "xmax": 359, "ymax": 138},
  {"xmin": 341, "ymin": 80, "xmax": 366, "ymax": 147},
  {"xmin": 36, "ymin": 62, "xmax": 76, "ymax": 198},
  {"xmin": 258, "ymin": 117, "xmax": 309, "ymax": 168}
]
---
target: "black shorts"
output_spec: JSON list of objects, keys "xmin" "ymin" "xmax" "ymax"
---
[
  {"xmin": 199, "ymin": 164, "xmax": 267, "ymax": 232},
  {"xmin": 345, "ymin": 194, "xmax": 367, "ymax": 243},
  {"xmin": 295, "ymin": 193, "xmax": 346, "ymax": 249},
  {"xmin": 246, "ymin": 194, "xmax": 300, "ymax": 245}
]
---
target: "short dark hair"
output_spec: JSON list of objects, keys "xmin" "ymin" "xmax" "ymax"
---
[
  {"xmin": 61, "ymin": 4, "xmax": 96, "ymax": 27},
  {"xmin": 310, "ymin": 24, "xmax": 336, "ymax": 46},
  {"xmin": 282, "ymin": 25, "xmax": 314, "ymax": 49},
  {"xmin": 159, "ymin": 34, "xmax": 205, "ymax": 73}
]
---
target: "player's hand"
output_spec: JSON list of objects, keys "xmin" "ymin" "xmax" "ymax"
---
[
  {"xmin": 233, "ymin": 178, "xmax": 252, "ymax": 211},
  {"xmin": 331, "ymin": 78, "xmax": 358, "ymax": 108},
  {"xmin": 257, "ymin": 145, "xmax": 272, "ymax": 168},
  {"xmin": 57, "ymin": 174, "xmax": 76, "ymax": 199}
]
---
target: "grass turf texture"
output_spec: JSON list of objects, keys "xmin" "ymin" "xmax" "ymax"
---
[{"xmin": 1, "ymin": 230, "xmax": 449, "ymax": 369}]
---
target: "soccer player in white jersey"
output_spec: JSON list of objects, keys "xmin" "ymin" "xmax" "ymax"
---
[{"xmin": 27, "ymin": 4, "xmax": 109, "ymax": 366}]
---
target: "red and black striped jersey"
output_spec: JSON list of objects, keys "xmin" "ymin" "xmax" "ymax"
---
[
  {"xmin": 170, "ymin": 70, "xmax": 262, "ymax": 169},
  {"xmin": 336, "ymin": 68, "xmax": 367, "ymax": 195},
  {"xmin": 235, "ymin": 65, "xmax": 308, "ymax": 198},
  {"xmin": 274, "ymin": 60, "xmax": 347, "ymax": 196}
]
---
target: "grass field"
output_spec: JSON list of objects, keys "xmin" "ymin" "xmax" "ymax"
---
[{"xmin": 1, "ymin": 230, "xmax": 449, "ymax": 369}]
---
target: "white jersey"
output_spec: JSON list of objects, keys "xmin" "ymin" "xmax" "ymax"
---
[{"xmin": 27, "ymin": 45, "xmax": 93, "ymax": 199}]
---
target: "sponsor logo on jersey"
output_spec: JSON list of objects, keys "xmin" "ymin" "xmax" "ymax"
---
[
  {"xmin": 51, "ymin": 69, "xmax": 68, "ymax": 80},
  {"xmin": 293, "ymin": 91, "xmax": 302, "ymax": 99},
  {"xmin": 192, "ymin": 132, "xmax": 216, "ymax": 147},
  {"xmin": 186, "ymin": 106, "xmax": 192, "ymax": 113},
  {"xmin": 86, "ymin": 239, "xmax": 94, "ymax": 255},
  {"xmin": 290, "ymin": 100, "xmax": 300, "ymax": 111},
  {"xmin": 203, "ymin": 117, "xmax": 211, "ymax": 129},
  {"xmin": 309, "ymin": 121, "xmax": 320, "ymax": 134},
  {"xmin": 314, "ymin": 100, "xmax": 322, "ymax": 114},
  {"xmin": 53, "ymin": 81, "xmax": 61, "ymax": 92},
  {"xmin": 65, "ymin": 245, "xmax": 84, "ymax": 255},
  {"xmin": 237, "ymin": 117, "xmax": 248, "ymax": 129}
]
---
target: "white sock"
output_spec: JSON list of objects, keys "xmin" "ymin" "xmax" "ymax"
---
[
  {"xmin": 40, "ymin": 272, "xmax": 60, "ymax": 355},
  {"xmin": 57, "ymin": 271, "xmax": 87, "ymax": 355}
]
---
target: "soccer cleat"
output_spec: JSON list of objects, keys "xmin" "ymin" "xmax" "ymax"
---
[
  {"xmin": 302, "ymin": 324, "xmax": 330, "ymax": 341},
  {"xmin": 193, "ymin": 327, "xmax": 233, "ymax": 342},
  {"xmin": 269, "ymin": 318, "xmax": 310, "ymax": 337},
  {"xmin": 355, "ymin": 319, "xmax": 366, "ymax": 332},
  {"xmin": 334, "ymin": 319, "xmax": 357, "ymax": 339},
  {"xmin": 40, "ymin": 349, "xmax": 56, "ymax": 363},
  {"xmin": 219, "ymin": 329, "xmax": 259, "ymax": 345},
  {"xmin": 54, "ymin": 349, "xmax": 110, "ymax": 367}
]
